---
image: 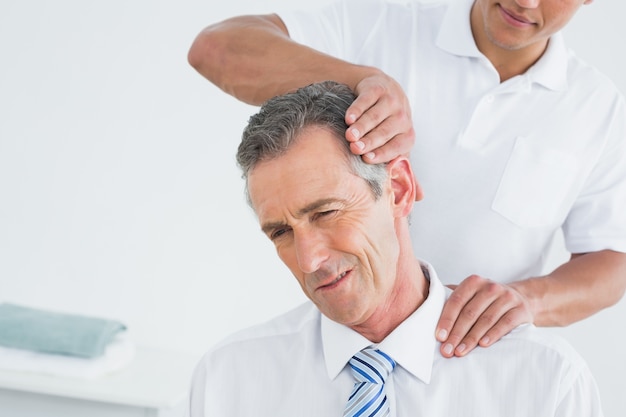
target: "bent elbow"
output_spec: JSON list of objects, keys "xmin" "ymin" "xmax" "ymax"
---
[
  {"xmin": 186, "ymin": 24, "xmax": 256, "ymax": 103},
  {"xmin": 187, "ymin": 36, "xmax": 202, "ymax": 71},
  {"xmin": 610, "ymin": 272, "xmax": 626, "ymax": 306},
  {"xmin": 187, "ymin": 29, "xmax": 218, "ymax": 76}
]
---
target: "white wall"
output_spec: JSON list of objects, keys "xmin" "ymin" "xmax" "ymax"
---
[
  {"xmin": 0, "ymin": 0, "xmax": 624, "ymax": 415},
  {"xmin": 550, "ymin": 5, "xmax": 626, "ymax": 416}
]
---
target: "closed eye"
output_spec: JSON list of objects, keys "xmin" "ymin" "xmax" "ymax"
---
[
  {"xmin": 312, "ymin": 210, "xmax": 338, "ymax": 221},
  {"xmin": 270, "ymin": 226, "xmax": 292, "ymax": 240}
]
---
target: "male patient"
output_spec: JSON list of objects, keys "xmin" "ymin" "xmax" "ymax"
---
[{"xmin": 187, "ymin": 82, "xmax": 602, "ymax": 416}]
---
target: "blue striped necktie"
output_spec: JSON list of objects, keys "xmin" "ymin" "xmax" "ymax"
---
[{"xmin": 344, "ymin": 348, "xmax": 396, "ymax": 417}]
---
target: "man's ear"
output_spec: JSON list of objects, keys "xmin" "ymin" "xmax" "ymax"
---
[{"xmin": 386, "ymin": 156, "xmax": 423, "ymax": 218}]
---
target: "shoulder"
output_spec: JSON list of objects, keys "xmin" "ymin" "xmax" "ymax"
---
[
  {"xmin": 198, "ymin": 301, "xmax": 320, "ymax": 365},
  {"xmin": 434, "ymin": 323, "xmax": 593, "ymax": 387},
  {"xmin": 504, "ymin": 324, "xmax": 586, "ymax": 365},
  {"xmin": 480, "ymin": 324, "xmax": 592, "ymax": 388},
  {"xmin": 279, "ymin": 0, "xmax": 451, "ymax": 30},
  {"xmin": 430, "ymin": 325, "xmax": 601, "ymax": 414},
  {"xmin": 187, "ymin": 302, "xmax": 322, "ymax": 415},
  {"xmin": 565, "ymin": 49, "xmax": 625, "ymax": 106},
  {"xmin": 277, "ymin": 0, "xmax": 452, "ymax": 62}
]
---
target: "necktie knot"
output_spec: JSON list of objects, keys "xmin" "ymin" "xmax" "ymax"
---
[
  {"xmin": 349, "ymin": 348, "xmax": 396, "ymax": 384},
  {"xmin": 344, "ymin": 348, "xmax": 396, "ymax": 417}
]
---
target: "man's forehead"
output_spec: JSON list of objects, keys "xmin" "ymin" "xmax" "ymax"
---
[
  {"xmin": 248, "ymin": 129, "xmax": 350, "ymax": 184},
  {"xmin": 247, "ymin": 127, "xmax": 359, "ymax": 208},
  {"xmin": 251, "ymin": 167, "xmax": 350, "ymax": 213}
]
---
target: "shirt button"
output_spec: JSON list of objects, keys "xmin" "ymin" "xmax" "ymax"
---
[{"xmin": 485, "ymin": 95, "xmax": 495, "ymax": 103}]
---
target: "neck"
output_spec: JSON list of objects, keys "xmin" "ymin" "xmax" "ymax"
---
[
  {"xmin": 351, "ymin": 222, "xmax": 429, "ymax": 343},
  {"xmin": 470, "ymin": 2, "xmax": 547, "ymax": 82}
]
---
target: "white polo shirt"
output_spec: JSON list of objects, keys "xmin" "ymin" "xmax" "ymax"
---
[
  {"xmin": 186, "ymin": 263, "xmax": 603, "ymax": 416},
  {"xmin": 279, "ymin": 0, "xmax": 626, "ymax": 283}
]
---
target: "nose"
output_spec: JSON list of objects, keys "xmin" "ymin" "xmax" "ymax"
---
[
  {"xmin": 515, "ymin": 0, "xmax": 539, "ymax": 8},
  {"xmin": 293, "ymin": 228, "xmax": 329, "ymax": 274}
]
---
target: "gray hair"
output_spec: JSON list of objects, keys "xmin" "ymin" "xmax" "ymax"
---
[{"xmin": 236, "ymin": 81, "xmax": 388, "ymax": 205}]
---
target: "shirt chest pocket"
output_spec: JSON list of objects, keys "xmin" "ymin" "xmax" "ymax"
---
[{"xmin": 492, "ymin": 137, "xmax": 579, "ymax": 228}]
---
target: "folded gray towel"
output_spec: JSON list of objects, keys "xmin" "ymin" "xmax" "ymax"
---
[{"xmin": 0, "ymin": 303, "xmax": 126, "ymax": 358}]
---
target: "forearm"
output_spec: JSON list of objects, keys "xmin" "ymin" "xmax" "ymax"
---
[
  {"xmin": 510, "ymin": 250, "xmax": 626, "ymax": 327},
  {"xmin": 187, "ymin": 14, "xmax": 379, "ymax": 105}
]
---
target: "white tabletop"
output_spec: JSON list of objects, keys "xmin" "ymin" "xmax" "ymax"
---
[{"xmin": 0, "ymin": 347, "xmax": 198, "ymax": 409}]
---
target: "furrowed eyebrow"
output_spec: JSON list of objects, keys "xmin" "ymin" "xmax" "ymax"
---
[
  {"xmin": 295, "ymin": 198, "xmax": 345, "ymax": 217},
  {"xmin": 261, "ymin": 221, "xmax": 288, "ymax": 236},
  {"xmin": 260, "ymin": 197, "xmax": 346, "ymax": 235}
]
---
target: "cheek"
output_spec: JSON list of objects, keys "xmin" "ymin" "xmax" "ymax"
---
[
  {"xmin": 276, "ymin": 244, "xmax": 296, "ymax": 270},
  {"xmin": 332, "ymin": 221, "xmax": 369, "ymax": 251},
  {"xmin": 543, "ymin": 5, "xmax": 579, "ymax": 32},
  {"xmin": 339, "ymin": 216, "xmax": 396, "ymax": 261},
  {"xmin": 277, "ymin": 246, "xmax": 308, "ymax": 287}
]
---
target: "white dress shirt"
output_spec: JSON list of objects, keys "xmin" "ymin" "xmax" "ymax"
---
[
  {"xmin": 186, "ymin": 263, "xmax": 603, "ymax": 416},
  {"xmin": 279, "ymin": 0, "xmax": 626, "ymax": 284}
]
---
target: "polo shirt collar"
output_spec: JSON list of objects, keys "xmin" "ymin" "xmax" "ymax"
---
[
  {"xmin": 525, "ymin": 33, "xmax": 569, "ymax": 91},
  {"xmin": 436, "ymin": 0, "xmax": 569, "ymax": 91},
  {"xmin": 321, "ymin": 261, "xmax": 445, "ymax": 385},
  {"xmin": 436, "ymin": 0, "xmax": 481, "ymax": 58}
]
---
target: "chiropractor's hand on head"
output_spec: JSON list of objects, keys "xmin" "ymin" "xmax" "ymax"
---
[
  {"xmin": 345, "ymin": 72, "xmax": 415, "ymax": 164},
  {"xmin": 436, "ymin": 275, "xmax": 535, "ymax": 358}
]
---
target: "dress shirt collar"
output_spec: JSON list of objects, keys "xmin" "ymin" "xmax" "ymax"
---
[
  {"xmin": 321, "ymin": 261, "xmax": 445, "ymax": 385},
  {"xmin": 436, "ymin": 0, "xmax": 569, "ymax": 91}
]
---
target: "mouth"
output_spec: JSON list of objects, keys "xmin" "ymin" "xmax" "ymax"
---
[
  {"xmin": 318, "ymin": 270, "xmax": 350, "ymax": 290},
  {"xmin": 498, "ymin": 5, "xmax": 535, "ymax": 27}
]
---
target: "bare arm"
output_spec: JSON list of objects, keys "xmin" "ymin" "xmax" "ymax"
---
[
  {"xmin": 188, "ymin": 14, "xmax": 376, "ymax": 105},
  {"xmin": 187, "ymin": 14, "xmax": 414, "ymax": 163},
  {"xmin": 514, "ymin": 250, "xmax": 626, "ymax": 326},
  {"xmin": 436, "ymin": 250, "xmax": 626, "ymax": 357}
]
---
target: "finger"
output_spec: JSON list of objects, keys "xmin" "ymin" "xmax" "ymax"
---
[
  {"xmin": 436, "ymin": 275, "xmax": 486, "ymax": 343},
  {"xmin": 360, "ymin": 128, "xmax": 415, "ymax": 164},
  {"xmin": 351, "ymin": 113, "xmax": 396, "ymax": 153},
  {"xmin": 349, "ymin": 91, "xmax": 412, "ymax": 145},
  {"xmin": 437, "ymin": 276, "xmax": 500, "ymax": 357},
  {"xmin": 436, "ymin": 278, "xmax": 483, "ymax": 353},
  {"xmin": 440, "ymin": 289, "xmax": 500, "ymax": 358},
  {"xmin": 452, "ymin": 294, "xmax": 519, "ymax": 357},
  {"xmin": 346, "ymin": 103, "xmax": 388, "ymax": 147},
  {"xmin": 478, "ymin": 306, "xmax": 532, "ymax": 348},
  {"xmin": 345, "ymin": 92, "xmax": 382, "ymax": 141}
]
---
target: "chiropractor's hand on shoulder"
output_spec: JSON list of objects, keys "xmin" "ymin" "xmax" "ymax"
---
[
  {"xmin": 344, "ymin": 72, "xmax": 415, "ymax": 164},
  {"xmin": 436, "ymin": 275, "xmax": 534, "ymax": 358}
]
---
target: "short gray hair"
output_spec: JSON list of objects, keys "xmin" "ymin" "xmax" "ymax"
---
[{"xmin": 236, "ymin": 81, "xmax": 388, "ymax": 205}]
